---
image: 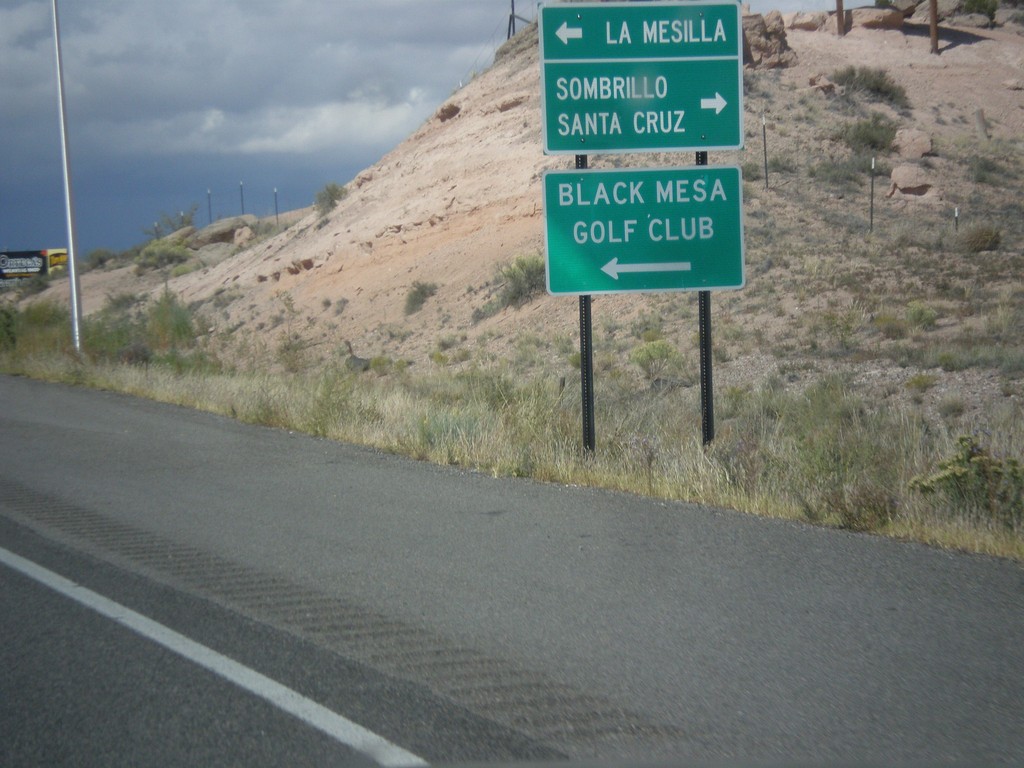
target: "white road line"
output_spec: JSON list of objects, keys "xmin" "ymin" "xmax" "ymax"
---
[{"xmin": 0, "ymin": 546, "xmax": 428, "ymax": 768}]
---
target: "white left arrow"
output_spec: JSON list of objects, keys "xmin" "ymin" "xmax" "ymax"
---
[
  {"xmin": 700, "ymin": 92, "xmax": 728, "ymax": 115},
  {"xmin": 556, "ymin": 21, "xmax": 583, "ymax": 45},
  {"xmin": 601, "ymin": 258, "xmax": 692, "ymax": 280}
]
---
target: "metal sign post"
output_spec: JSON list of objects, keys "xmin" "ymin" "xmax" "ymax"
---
[
  {"xmin": 539, "ymin": 1, "xmax": 745, "ymax": 450},
  {"xmin": 576, "ymin": 154, "xmax": 596, "ymax": 455}
]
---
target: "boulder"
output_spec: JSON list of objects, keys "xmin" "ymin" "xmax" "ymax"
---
[
  {"xmin": 195, "ymin": 242, "xmax": 234, "ymax": 266},
  {"xmin": 888, "ymin": 0, "xmax": 923, "ymax": 18},
  {"xmin": 743, "ymin": 11, "xmax": 798, "ymax": 69},
  {"xmin": 851, "ymin": 8, "xmax": 906, "ymax": 29},
  {"xmin": 893, "ymin": 128, "xmax": 933, "ymax": 159},
  {"xmin": 163, "ymin": 225, "xmax": 195, "ymax": 243},
  {"xmin": 188, "ymin": 215, "xmax": 258, "ymax": 248},
  {"xmin": 786, "ymin": 11, "xmax": 828, "ymax": 30},
  {"xmin": 233, "ymin": 226, "xmax": 255, "ymax": 247},
  {"xmin": 911, "ymin": 0, "xmax": 961, "ymax": 24},
  {"xmin": 949, "ymin": 13, "xmax": 992, "ymax": 27},
  {"xmin": 887, "ymin": 164, "xmax": 938, "ymax": 198},
  {"xmin": 995, "ymin": 8, "xmax": 1023, "ymax": 26}
]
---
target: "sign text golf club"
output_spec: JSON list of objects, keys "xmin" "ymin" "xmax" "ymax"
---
[{"xmin": 544, "ymin": 166, "xmax": 744, "ymax": 295}]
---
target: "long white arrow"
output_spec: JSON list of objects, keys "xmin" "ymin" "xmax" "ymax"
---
[
  {"xmin": 601, "ymin": 258, "xmax": 691, "ymax": 280},
  {"xmin": 700, "ymin": 92, "xmax": 728, "ymax": 115},
  {"xmin": 556, "ymin": 21, "xmax": 583, "ymax": 44}
]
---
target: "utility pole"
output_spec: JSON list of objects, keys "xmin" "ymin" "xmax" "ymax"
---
[{"xmin": 51, "ymin": 0, "xmax": 83, "ymax": 353}]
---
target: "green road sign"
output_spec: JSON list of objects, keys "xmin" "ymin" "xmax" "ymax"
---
[
  {"xmin": 544, "ymin": 166, "xmax": 744, "ymax": 295},
  {"xmin": 539, "ymin": 1, "xmax": 743, "ymax": 154}
]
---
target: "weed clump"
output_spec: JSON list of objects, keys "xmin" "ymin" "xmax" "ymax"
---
[
  {"xmin": 315, "ymin": 182, "xmax": 347, "ymax": 217},
  {"xmin": 957, "ymin": 224, "xmax": 1001, "ymax": 253},
  {"xmin": 134, "ymin": 240, "xmax": 191, "ymax": 274},
  {"xmin": 472, "ymin": 254, "xmax": 546, "ymax": 322},
  {"xmin": 911, "ymin": 435, "xmax": 1023, "ymax": 531},
  {"xmin": 831, "ymin": 66, "xmax": 909, "ymax": 108},
  {"xmin": 404, "ymin": 281, "xmax": 438, "ymax": 315},
  {"xmin": 837, "ymin": 112, "xmax": 898, "ymax": 153}
]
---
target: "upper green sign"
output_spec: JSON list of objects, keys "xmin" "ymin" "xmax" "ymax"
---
[{"xmin": 539, "ymin": 1, "xmax": 744, "ymax": 154}]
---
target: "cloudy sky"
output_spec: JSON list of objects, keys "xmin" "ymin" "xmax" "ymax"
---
[{"xmin": 1, "ymin": 0, "xmax": 817, "ymax": 256}]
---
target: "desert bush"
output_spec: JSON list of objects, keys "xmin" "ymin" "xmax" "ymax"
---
[
  {"xmin": 831, "ymin": 66, "xmax": 909, "ymax": 108},
  {"xmin": 315, "ymin": 182, "xmax": 347, "ymax": 217},
  {"xmin": 905, "ymin": 373, "xmax": 938, "ymax": 394},
  {"xmin": 630, "ymin": 340, "xmax": 681, "ymax": 381},
  {"xmin": 5, "ymin": 301, "xmax": 70, "ymax": 358},
  {"xmin": 837, "ymin": 112, "xmax": 898, "ymax": 153},
  {"xmin": 0, "ymin": 307, "xmax": 16, "ymax": 351},
  {"xmin": 84, "ymin": 248, "xmax": 119, "ymax": 272},
  {"xmin": 808, "ymin": 158, "xmax": 863, "ymax": 188},
  {"xmin": 404, "ymin": 281, "xmax": 438, "ymax": 315},
  {"xmin": 906, "ymin": 300, "xmax": 939, "ymax": 330},
  {"xmin": 963, "ymin": 0, "xmax": 997, "ymax": 20},
  {"xmin": 873, "ymin": 313, "xmax": 909, "ymax": 340},
  {"xmin": 147, "ymin": 289, "xmax": 195, "ymax": 351},
  {"xmin": 957, "ymin": 224, "xmax": 1001, "ymax": 253},
  {"xmin": 968, "ymin": 155, "xmax": 1004, "ymax": 185},
  {"xmin": 499, "ymin": 254, "xmax": 546, "ymax": 308},
  {"xmin": 135, "ymin": 240, "xmax": 191, "ymax": 273},
  {"xmin": 911, "ymin": 435, "xmax": 1023, "ymax": 531},
  {"xmin": 472, "ymin": 254, "xmax": 546, "ymax": 322}
]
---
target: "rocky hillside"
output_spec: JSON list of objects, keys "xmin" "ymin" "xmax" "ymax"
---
[{"xmin": 34, "ymin": 5, "xmax": 1024, "ymax": 419}]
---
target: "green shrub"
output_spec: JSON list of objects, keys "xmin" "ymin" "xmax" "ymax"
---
[
  {"xmin": 906, "ymin": 300, "xmax": 938, "ymax": 330},
  {"xmin": 404, "ymin": 281, "xmax": 438, "ymax": 315},
  {"xmin": 837, "ymin": 112, "xmax": 898, "ymax": 153},
  {"xmin": 911, "ymin": 435, "xmax": 1023, "ymax": 530},
  {"xmin": 968, "ymin": 155, "xmax": 1003, "ymax": 185},
  {"xmin": 473, "ymin": 254, "xmax": 546, "ymax": 322},
  {"xmin": 962, "ymin": 0, "xmax": 996, "ymax": 20},
  {"xmin": 147, "ymin": 289, "xmax": 195, "ymax": 350},
  {"xmin": 957, "ymin": 224, "xmax": 1001, "ymax": 253},
  {"xmin": 630, "ymin": 339, "xmax": 681, "ymax": 381},
  {"xmin": 905, "ymin": 373, "xmax": 937, "ymax": 394},
  {"xmin": 808, "ymin": 158, "xmax": 863, "ymax": 187},
  {"xmin": 498, "ymin": 254, "xmax": 546, "ymax": 308},
  {"xmin": 831, "ymin": 66, "xmax": 909, "ymax": 108},
  {"xmin": 315, "ymin": 182, "xmax": 347, "ymax": 217},
  {"xmin": 135, "ymin": 240, "xmax": 190, "ymax": 273},
  {"xmin": 0, "ymin": 306, "xmax": 16, "ymax": 350},
  {"xmin": 84, "ymin": 248, "xmax": 119, "ymax": 272},
  {"xmin": 873, "ymin": 313, "xmax": 909, "ymax": 340}
]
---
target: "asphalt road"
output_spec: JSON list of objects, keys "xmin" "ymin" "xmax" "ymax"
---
[{"xmin": 1, "ymin": 374, "xmax": 1022, "ymax": 764}]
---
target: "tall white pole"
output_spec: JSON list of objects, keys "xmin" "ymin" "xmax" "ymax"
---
[{"xmin": 52, "ymin": 0, "xmax": 83, "ymax": 353}]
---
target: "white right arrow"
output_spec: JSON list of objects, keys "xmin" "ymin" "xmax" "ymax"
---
[
  {"xmin": 601, "ymin": 258, "xmax": 692, "ymax": 280},
  {"xmin": 556, "ymin": 21, "xmax": 583, "ymax": 45},
  {"xmin": 700, "ymin": 92, "xmax": 728, "ymax": 114}
]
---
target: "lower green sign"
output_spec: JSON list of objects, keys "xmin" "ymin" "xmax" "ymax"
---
[{"xmin": 544, "ymin": 166, "xmax": 744, "ymax": 295}]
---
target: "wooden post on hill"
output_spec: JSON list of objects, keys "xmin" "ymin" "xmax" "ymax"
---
[
  {"xmin": 929, "ymin": 0, "xmax": 939, "ymax": 54},
  {"xmin": 835, "ymin": 0, "xmax": 845, "ymax": 36}
]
